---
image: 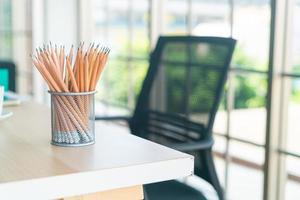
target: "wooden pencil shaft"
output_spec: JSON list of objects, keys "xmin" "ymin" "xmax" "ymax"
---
[
  {"xmin": 92, "ymin": 54, "xmax": 108, "ymax": 90},
  {"xmin": 89, "ymin": 53, "xmax": 100, "ymax": 90},
  {"xmin": 66, "ymin": 57, "xmax": 79, "ymax": 92},
  {"xmin": 39, "ymin": 53, "xmax": 67, "ymax": 92},
  {"xmin": 50, "ymin": 48, "xmax": 62, "ymax": 77},
  {"xmin": 33, "ymin": 59, "xmax": 60, "ymax": 91},
  {"xmin": 84, "ymin": 55, "xmax": 89, "ymax": 91},
  {"xmin": 48, "ymin": 87, "xmax": 85, "ymax": 125},
  {"xmin": 35, "ymin": 60, "xmax": 85, "ymax": 125},
  {"xmin": 67, "ymin": 46, "xmax": 74, "ymax": 88},
  {"xmin": 33, "ymin": 44, "xmax": 109, "ymax": 92},
  {"xmin": 79, "ymin": 51, "xmax": 84, "ymax": 91},
  {"xmin": 56, "ymin": 96, "xmax": 87, "ymax": 133}
]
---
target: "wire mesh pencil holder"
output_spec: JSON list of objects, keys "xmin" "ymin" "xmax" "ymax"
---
[{"xmin": 49, "ymin": 91, "xmax": 96, "ymax": 147}]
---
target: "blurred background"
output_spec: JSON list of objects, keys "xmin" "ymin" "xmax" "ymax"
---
[{"xmin": 0, "ymin": 0, "xmax": 300, "ymax": 199}]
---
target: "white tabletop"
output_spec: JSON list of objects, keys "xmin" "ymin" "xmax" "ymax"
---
[{"xmin": 0, "ymin": 102, "xmax": 194, "ymax": 199}]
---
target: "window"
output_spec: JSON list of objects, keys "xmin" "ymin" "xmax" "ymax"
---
[
  {"xmin": 0, "ymin": 0, "xmax": 33, "ymax": 95},
  {"xmin": 92, "ymin": 0, "xmax": 150, "ymax": 116},
  {"xmin": 0, "ymin": 0, "xmax": 13, "ymax": 58},
  {"xmin": 90, "ymin": 0, "xmax": 300, "ymax": 199}
]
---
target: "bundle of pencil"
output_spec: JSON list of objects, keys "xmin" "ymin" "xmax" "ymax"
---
[{"xmin": 31, "ymin": 42, "xmax": 109, "ymax": 144}]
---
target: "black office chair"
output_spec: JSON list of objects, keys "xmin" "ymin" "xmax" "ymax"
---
[
  {"xmin": 0, "ymin": 60, "xmax": 16, "ymax": 92},
  {"xmin": 96, "ymin": 36, "xmax": 236, "ymax": 200}
]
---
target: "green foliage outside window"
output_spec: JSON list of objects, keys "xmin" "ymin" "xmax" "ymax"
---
[
  {"xmin": 96, "ymin": 34, "xmax": 149, "ymax": 108},
  {"xmin": 232, "ymin": 45, "xmax": 267, "ymax": 109}
]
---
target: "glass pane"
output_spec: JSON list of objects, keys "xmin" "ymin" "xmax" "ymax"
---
[
  {"xmin": 228, "ymin": 162, "xmax": 263, "ymax": 200},
  {"xmin": 191, "ymin": 0, "xmax": 231, "ymax": 37},
  {"xmin": 286, "ymin": 78, "xmax": 300, "ymax": 154},
  {"xmin": 213, "ymin": 134, "xmax": 227, "ymax": 155},
  {"xmin": 287, "ymin": 156, "xmax": 300, "ymax": 181},
  {"xmin": 107, "ymin": 1, "xmax": 130, "ymax": 56},
  {"xmin": 213, "ymin": 95, "xmax": 228, "ymax": 135},
  {"xmin": 12, "ymin": 34, "xmax": 32, "ymax": 94},
  {"xmin": 125, "ymin": 60, "xmax": 148, "ymax": 109},
  {"xmin": 92, "ymin": 0, "xmax": 149, "ymax": 113},
  {"xmin": 0, "ymin": 32, "xmax": 13, "ymax": 58},
  {"xmin": 131, "ymin": 0, "xmax": 149, "ymax": 57},
  {"xmin": 285, "ymin": 180, "xmax": 300, "ymax": 200},
  {"xmin": 232, "ymin": 0, "xmax": 270, "ymax": 71},
  {"xmin": 0, "ymin": 0, "xmax": 12, "ymax": 58},
  {"xmin": 92, "ymin": 0, "xmax": 109, "ymax": 42},
  {"xmin": 107, "ymin": 0, "xmax": 128, "ymax": 10},
  {"xmin": 0, "ymin": 0, "xmax": 32, "ymax": 94},
  {"xmin": 214, "ymin": 156, "xmax": 226, "ymax": 187},
  {"xmin": 230, "ymin": 73, "xmax": 267, "ymax": 145},
  {"xmin": 227, "ymin": 140, "xmax": 264, "ymax": 199},
  {"xmin": 285, "ymin": 156, "xmax": 300, "ymax": 200},
  {"xmin": 164, "ymin": 0, "xmax": 188, "ymax": 34},
  {"xmin": 96, "ymin": 59, "xmax": 148, "ymax": 110},
  {"xmin": 291, "ymin": 0, "xmax": 300, "ymax": 73},
  {"xmin": 131, "ymin": 60, "xmax": 148, "ymax": 103},
  {"xmin": 0, "ymin": 0, "xmax": 12, "ymax": 31},
  {"xmin": 213, "ymin": 136, "xmax": 227, "ymax": 189},
  {"xmin": 96, "ymin": 59, "xmax": 129, "ymax": 107},
  {"xmin": 107, "ymin": 31, "xmax": 129, "ymax": 58},
  {"xmin": 92, "ymin": 4, "xmax": 106, "ymax": 42},
  {"xmin": 13, "ymin": 35, "xmax": 32, "ymax": 70},
  {"xmin": 93, "ymin": 0, "xmax": 105, "ymax": 8},
  {"xmin": 17, "ymin": 73, "xmax": 32, "ymax": 95},
  {"xmin": 229, "ymin": 140, "xmax": 264, "ymax": 166}
]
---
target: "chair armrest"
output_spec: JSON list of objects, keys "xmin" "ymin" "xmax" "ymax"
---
[
  {"xmin": 95, "ymin": 115, "xmax": 131, "ymax": 121},
  {"xmin": 169, "ymin": 138, "xmax": 214, "ymax": 152}
]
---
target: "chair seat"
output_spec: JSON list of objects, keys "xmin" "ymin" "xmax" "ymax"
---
[{"xmin": 145, "ymin": 180, "xmax": 207, "ymax": 200}]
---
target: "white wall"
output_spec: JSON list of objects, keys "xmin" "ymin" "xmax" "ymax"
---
[
  {"xmin": 44, "ymin": 0, "xmax": 79, "ymax": 48},
  {"xmin": 32, "ymin": 0, "xmax": 80, "ymax": 102}
]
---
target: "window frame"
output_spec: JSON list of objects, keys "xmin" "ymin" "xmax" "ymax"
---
[{"xmin": 84, "ymin": 0, "xmax": 300, "ymax": 199}]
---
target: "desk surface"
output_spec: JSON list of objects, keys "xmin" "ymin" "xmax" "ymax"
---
[{"xmin": 0, "ymin": 102, "xmax": 194, "ymax": 199}]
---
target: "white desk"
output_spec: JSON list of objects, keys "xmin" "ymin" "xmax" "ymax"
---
[{"xmin": 0, "ymin": 102, "xmax": 194, "ymax": 199}]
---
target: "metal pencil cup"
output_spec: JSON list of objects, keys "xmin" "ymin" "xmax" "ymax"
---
[{"xmin": 49, "ymin": 91, "xmax": 96, "ymax": 147}]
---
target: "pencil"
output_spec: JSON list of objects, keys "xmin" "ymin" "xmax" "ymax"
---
[{"xmin": 31, "ymin": 43, "xmax": 110, "ymax": 144}]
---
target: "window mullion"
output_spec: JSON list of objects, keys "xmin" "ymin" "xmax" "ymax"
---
[{"xmin": 263, "ymin": 0, "xmax": 288, "ymax": 199}]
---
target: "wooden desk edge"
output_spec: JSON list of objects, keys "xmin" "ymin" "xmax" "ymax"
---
[{"xmin": 62, "ymin": 185, "xmax": 144, "ymax": 200}]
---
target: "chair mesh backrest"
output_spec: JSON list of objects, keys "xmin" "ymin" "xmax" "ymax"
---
[{"xmin": 131, "ymin": 36, "xmax": 236, "ymax": 143}]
